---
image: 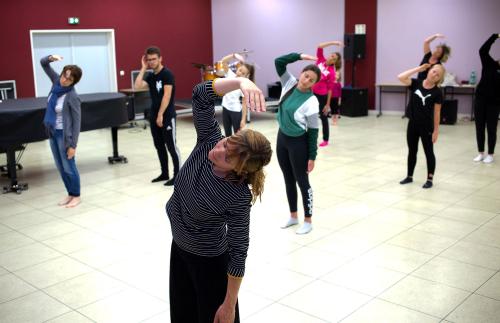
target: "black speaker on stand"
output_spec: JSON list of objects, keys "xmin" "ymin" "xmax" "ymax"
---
[{"xmin": 342, "ymin": 34, "xmax": 368, "ymax": 117}]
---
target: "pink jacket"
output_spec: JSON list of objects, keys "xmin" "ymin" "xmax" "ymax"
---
[{"xmin": 312, "ymin": 47, "xmax": 336, "ymax": 96}]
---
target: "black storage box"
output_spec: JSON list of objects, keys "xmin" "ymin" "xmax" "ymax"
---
[
  {"xmin": 340, "ymin": 88, "xmax": 368, "ymax": 117},
  {"xmin": 440, "ymin": 99, "xmax": 458, "ymax": 125}
]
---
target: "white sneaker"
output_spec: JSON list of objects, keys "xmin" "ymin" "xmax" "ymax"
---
[
  {"xmin": 296, "ymin": 222, "xmax": 312, "ymax": 235},
  {"xmin": 281, "ymin": 217, "xmax": 299, "ymax": 229},
  {"xmin": 473, "ymin": 153, "xmax": 485, "ymax": 162},
  {"xmin": 483, "ymin": 155, "xmax": 494, "ymax": 164}
]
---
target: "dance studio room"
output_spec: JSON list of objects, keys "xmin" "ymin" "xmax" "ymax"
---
[{"xmin": 1, "ymin": 0, "xmax": 500, "ymax": 322}]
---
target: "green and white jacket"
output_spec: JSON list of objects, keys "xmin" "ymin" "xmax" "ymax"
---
[{"xmin": 275, "ymin": 52, "xmax": 319, "ymax": 160}]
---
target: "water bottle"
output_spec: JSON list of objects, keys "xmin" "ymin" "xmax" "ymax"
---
[{"xmin": 469, "ymin": 71, "xmax": 476, "ymax": 85}]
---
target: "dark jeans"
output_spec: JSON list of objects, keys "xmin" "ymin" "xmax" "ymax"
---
[
  {"xmin": 276, "ymin": 130, "xmax": 313, "ymax": 217},
  {"xmin": 49, "ymin": 129, "xmax": 80, "ymax": 196},
  {"xmin": 169, "ymin": 241, "xmax": 240, "ymax": 323},
  {"xmin": 474, "ymin": 97, "xmax": 500, "ymax": 154}
]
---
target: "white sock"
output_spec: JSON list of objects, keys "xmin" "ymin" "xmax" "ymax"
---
[
  {"xmin": 281, "ymin": 217, "xmax": 299, "ymax": 229},
  {"xmin": 296, "ymin": 222, "xmax": 313, "ymax": 235}
]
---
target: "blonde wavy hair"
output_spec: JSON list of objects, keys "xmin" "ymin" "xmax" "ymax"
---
[{"xmin": 226, "ymin": 129, "xmax": 272, "ymax": 203}]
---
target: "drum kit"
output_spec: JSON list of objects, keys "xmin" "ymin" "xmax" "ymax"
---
[{"xmin": 192, "ymin": 50, "xmax": 252, "ymax": 82}]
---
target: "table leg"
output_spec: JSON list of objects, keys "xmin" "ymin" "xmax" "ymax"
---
[{"xmin": 107, "ymin": 127, "xmax": 128, "ymax": 164}]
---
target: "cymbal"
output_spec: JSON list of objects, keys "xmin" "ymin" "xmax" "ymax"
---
[{"xmin": 191, "ymin": 62, "xmax": 208, "ymax": 69}]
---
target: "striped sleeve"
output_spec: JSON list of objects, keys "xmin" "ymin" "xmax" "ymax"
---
[
  {"xmin": 192, "ymin": 81, "xmax": 223, "ymax": 142},
  {"xmin": 225, "ymin": 193, "xmax": 252, "ymax": 277}
]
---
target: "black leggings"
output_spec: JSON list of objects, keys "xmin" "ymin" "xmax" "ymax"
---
[
  {"xmin": 315, "ymin": 93, "xmax": 330, "ymax": 141},
  {"xmin": 474, "ymin": 97, "xmax": 500, "ymax": 154},
  {"xmin": 150, "ymin": 114, "xmax": 181, "ymax": 177},
  {"xmin": 222, "ymin": 107, "xmax": 243, "ymax": 137},
  {"xmin": 406, "ymin": 121, "xmax": 435, "ymax": 178},
  {"xmin": 276, "ymin": 130, "xmax": 313, "ymax": 217},
  {"xmin": 169, "ymin": 241, "xmax": 240, "ymax": 323},
  {"xmin": 331, "ymin": 97, "xmax": 340, "ymax": 115}
]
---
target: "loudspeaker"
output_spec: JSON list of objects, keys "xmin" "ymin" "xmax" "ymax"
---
[
  {"xmin": 340, "ymin": 88, "xmax": 368, "ymax": 117},
  {"xmin": 440, "ymin": 99, "xmax": 457, "ymax": 125},
  {"xmin": 267, "ymin": 82, "xmax": 282, "ymax": 99},
  {"xmin": 344, "ymin": 34, "xmax": 366, "ymax": 60}
]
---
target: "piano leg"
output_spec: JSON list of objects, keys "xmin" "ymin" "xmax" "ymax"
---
[
  {"xmin": 2, "ymin": 148, "xmax": 28, "ymax": 194},
  {"xmin": 108, "ymin": 127, "xmax": 128, "ymax": 164}
]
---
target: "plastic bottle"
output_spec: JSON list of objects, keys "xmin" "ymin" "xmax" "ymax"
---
[{"xmin": 469, "ymin": 71, "xmax": 476, "ymax": 85}]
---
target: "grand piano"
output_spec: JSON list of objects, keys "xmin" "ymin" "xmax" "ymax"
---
[{"xmin": 0, "ymin": 92, "xmax": 129, "ymax": 194}]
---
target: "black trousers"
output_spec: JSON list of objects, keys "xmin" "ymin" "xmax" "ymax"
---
[
  {"xmin": 406, "ymin": 121, "xmax": 435, "ymax": 178},
  {"xmin": 474, "ymin": 96, "xmax": 500, "ymax": 154},
  {"xmin": 276, "ymin": 130, "xmax": 313, "ymax": 217},
  {"xmin": 169, "ymin": 241, "xmax": 240, "ymax": 323},
  {"xmin": 149, "ymin": 114, "xmax": 181, "ymax": 177},
  {"xmin": 222, "ymin": 107, "xmax": 242, "ymax": 137},
  {"xmin": 315, "ymin": 93, "xmax": 330, "ymax": 141},
  {"xmin": 331, "ymin": 97, "xmax": 340, "ymax": 115}
]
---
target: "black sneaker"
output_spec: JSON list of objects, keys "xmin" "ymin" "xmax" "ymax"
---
[
  {"xmin": 422, "ymin": 180, "xmax": 433, "ymax": 189},
  {"xmin": 152, "ymin": 174, "xmax": 169, "ymax": 183},
  {"xmin": 399, "ymin": 177, "xmax": 413, "ymax": 185},
  {"xmin": 164, "ymin": 177, "xmax": 175, "ymax": 186}
]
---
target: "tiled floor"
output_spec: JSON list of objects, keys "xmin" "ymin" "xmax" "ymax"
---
[{"xmin": 1, "ymin": 113, "xmax": 500, "ymax": 322}]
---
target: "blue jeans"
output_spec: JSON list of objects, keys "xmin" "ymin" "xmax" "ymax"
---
[{"xmin": 49, "ymin": 130, "xmax": 81, "ymax": 196}]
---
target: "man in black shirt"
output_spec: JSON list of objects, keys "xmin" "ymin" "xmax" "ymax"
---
[{"xmin": 135, "ymin": 46, "xmax": 180, "ymax": 186}]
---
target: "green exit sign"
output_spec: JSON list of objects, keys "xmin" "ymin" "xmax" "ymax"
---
[{"xmin": 68, "ymin": 17, "xmax": 80, "ymax": 25}]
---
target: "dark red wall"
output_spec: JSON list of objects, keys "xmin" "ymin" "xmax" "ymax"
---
[
  {"xmin": 0, "ymin": 0, "xmax": 213, "ymax": 99},
  {"xmin": 344, "ymin": 0, "xmax": 377, "ymax": 109}
]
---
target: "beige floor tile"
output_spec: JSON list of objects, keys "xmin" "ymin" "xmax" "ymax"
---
[
  {"xmin": 388, "ymin": 229, "xmax": 458, "ymax": 255},
  {"xmin": 141, "ymin": 311, "xmax": 171, "ymax": 323},
  {"xmin": 0, "ymin": 274, "xmax": 37, "ymax": 303},
  {"xmin": 0, "ymin": 291, "xmax": 70, "ymax": 323},
  {"xmin": 413, "ymin": 216, "xmax": 479, "ymax": 239},
  {"xmin": 368, "ymin": 207, "xmax": 430, "ymax": 228},
  {"xmin": 464, "ymin": 226, "xmax": 500, "ymax": 249},
  {"xmin": 241, "ymin": 264, "xmax": 314, "ymax": 301},
  {"xmin": 245, "ymin": 303, "xmax": 327, "ymax": 323},
  {"xmin": 45, "ymin": 310, "xmax": 96, "ymax": 323},
  {"xmin": 440, "ymin": 240, "xmax": 500, "ymax": 270},
  {"xmin": 42, "ymin": 228, "xmax": 119, "ymax": 254},
  {"xmin": 447, "ymin": 294, "xmax": 500, "ymax": 323},
  {"xmin": 279, "ymin": 280, "xmax": 371, "ymax": 322},
  {"xmin": 0, "ymin": 231, "xmax": 35, "ymax": 254},
  {"xmin": 412, "ymin": 256, "xmax": 496, "ymax": 292},
  {"xmin": 18, "ymin": 219, "xmax": 81, "ymax": 241},
  {"xmin": 0, "ymin": 201, "xmax": 34, "ymax": 218},
  {"xmin": 0, "ymin": 242, "xmax": 62, "ymax": 271},
  {"xmin": 322, "ymin": 260, "xmax": 405, "ymax": 296},
  {"xmin": 238, "ymin": 290, "xmax": 275, "ymax": 319},
  {"xmin": 379, "ymin": 276, "xmax": 470, "ymax": 318},
  {"xmin": 436, "ymin": 206, "xmax": 497, "ymax": 225},
  {"xmin": 342, "ymin": 299, "xmax": 440, "ymax": 323},
  {"xmin": 392, "ymin": 198, "xmax": 451, "ymax": 215},
  {"xmin": 476, "ymin": 272, "xmax": 500, "ymax": 301},
  {"xmin": 78, "ymin": 288, "xmax": 168, "ymax": 323},
  {"xmin": 356, "ymin": 244, "xmax": 433, "ymax": 274},
  {"xmin": 44, "ymin": 271, "xmax": 126, "ymax": 308},
  {"xmin": 0, "ymin": 209, "xmax": 57, "ymax": 230},
  {"xmin": 309, "ymin": 232, "xmax": 377, "ymax": 258},
  {"xmin": 456, "ymin": 195, "xmax": 500, "ymax": 213},
  {"xmin": 14, "ymin": 256, "xmax": 92, "ymax": 289},
  {"xmin": 270, "ymin": 246, "xmax": 349, "ymax": 278}
]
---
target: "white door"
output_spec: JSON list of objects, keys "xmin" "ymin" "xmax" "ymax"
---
[{"xmin": 31, "ymin": 30, "xmax": 117, "ymax": 97}]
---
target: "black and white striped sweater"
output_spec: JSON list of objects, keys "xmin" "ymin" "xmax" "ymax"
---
[{"xmin": 166, "ymin": 80, "xmax": 252, "ymax": 278}]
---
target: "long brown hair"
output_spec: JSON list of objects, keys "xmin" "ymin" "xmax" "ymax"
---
[
  {"xmin": 242, "ymin": 63, "xmax": 255, "ymax": 82},
  {"xmin": 334, "ymin": 52, "xmax": 342, "ymax": 71},
  {"xmin": 226, "ymin": 129, "xmax": 272, "ymax": 203}
]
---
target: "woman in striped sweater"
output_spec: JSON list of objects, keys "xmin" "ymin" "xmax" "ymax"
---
[{"xmin": 166, "ymin": 77, "xmax": 272, "ymax": 323}]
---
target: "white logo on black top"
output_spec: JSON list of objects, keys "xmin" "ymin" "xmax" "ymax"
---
[
  {"xmin": 156, "ymin": 80, "xmax": 162, "ymax": 93},
  {"xmin": 414, "ymin": 89, "xmax": 432, "ymax": 106}
]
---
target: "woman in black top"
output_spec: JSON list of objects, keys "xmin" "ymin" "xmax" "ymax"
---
[
  {"xmin": 166, "ymin": 77, "xmax": 272, "ymax": 323},
  {"xmin": 418, "ymin": 33, "xmax": 451, "ymax": 79},
  {"xmin": 473, "ymin": 33, "xmax": 500, "ymax": 164},
  {"xmin": 398, "ymin": 63, "xmax": 445, "ymax": 189}
]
